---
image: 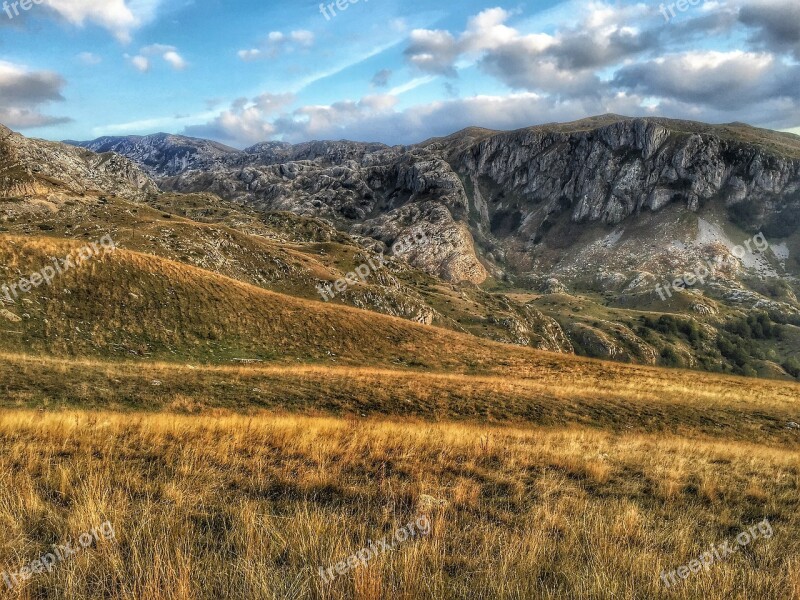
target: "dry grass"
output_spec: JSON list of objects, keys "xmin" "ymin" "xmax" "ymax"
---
[
  {"xmin": 0, "ymin": 352, "xmax": 799, "ymax": 447},
  {"xmin": 0, "ymin": 411, "xmax": 797, "ymax": 599},
  {"xmin": 0, "ymin": 235, "xmax": 562, "ymax": 367}
]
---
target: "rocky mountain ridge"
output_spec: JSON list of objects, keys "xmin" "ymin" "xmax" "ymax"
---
[
  {"xmin": 69, "ymin": 115, "xmax": 800, "ymax": 293},
  {"xmin": 2, "ymin": 125, "xmax": 156, "ymax": 200},
  {"xmin": 3, "ymin": 125, "xmax": 580, "ymax": 359}
]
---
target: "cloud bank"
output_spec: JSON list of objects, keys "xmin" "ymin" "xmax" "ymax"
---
[{"xmin": 186, "ymin": 1, "xmax": 800, "ymax": 146}]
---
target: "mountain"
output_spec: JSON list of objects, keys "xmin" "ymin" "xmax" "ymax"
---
[
  {"xmin": 2, "ymin": 124, "xmax": 156, "ymax": 199},
  {"xmin": 3, "ymin": 127, "xmax": 573, "ymax": 357},
  {"xmin": 5, "ymin": 117, "xmax": 798, "ymax": 379},
  {"xmin": 66, "ymin": 132, "xmax": 241, "ymax": 177},
  {"xmin": 70, "ymin": 115, "xmax": 800, "ymax": 286}
]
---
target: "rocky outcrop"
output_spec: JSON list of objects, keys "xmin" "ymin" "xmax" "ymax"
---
[
  {"xmin": 455, "ymin": 118, "xmax": 800, "ymax": 235},
  {"xmin": 486, "ymin": 297, "xmax": 573, "ymax": 353},
  {"xmin": 2, "ymin": 126, "xmax": 157, "ymax": 199},
  {"xmin": 148, "ymin": 146, "xmax": 489, "ymax": 284},
  {"xmin": 353, "ymin": 202, "xmax": 487, "ymax": 284},
  {"xmin": 566, "ymin": 323, "xmax": 631, "ymax": 362}
]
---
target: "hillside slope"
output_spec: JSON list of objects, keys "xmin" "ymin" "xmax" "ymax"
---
[
  {"xmin": 63, "ymin": 117, "xmax": 800, "ymax": 379},
  {"xmin": 0, "ymin": 235, "xmax": 570, "ymax": 367}
]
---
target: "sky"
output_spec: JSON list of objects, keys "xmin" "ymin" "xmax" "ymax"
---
[{"xmin": 0, "ymin": 0, "xmax": 799, "ymax": 147}]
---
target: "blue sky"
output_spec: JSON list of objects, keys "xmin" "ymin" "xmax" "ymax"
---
[{"xmin": 1, "ymin": 0, "xmax": 799, "ymax": 147}]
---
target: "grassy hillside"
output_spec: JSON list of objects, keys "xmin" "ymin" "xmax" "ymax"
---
[
  {"xmin": 2, "ymin": 186, "xmax": 798, "ymax": 379},
  {"xmin": 1, "ymin": 347, "xmax": 799, "ymax": 446},
  {"xmin": 0, "ymin": 233, "xmax": 577, "ymax": 368},
  {"xmin": 0, "ymin": 193, "xmax": 530, "ymax": 343},
  {"xmin": 1, "ymin": 201, "xmax": 800, "ymax": 599}
]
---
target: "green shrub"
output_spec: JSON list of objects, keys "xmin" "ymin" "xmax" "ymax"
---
[
  {"xmin": 783, "ymin": 357, "xmax": 800, "ymax": 379},
  {"xmin": 660, "ymin": 346, "xmax": 682, "ymax": 367}
]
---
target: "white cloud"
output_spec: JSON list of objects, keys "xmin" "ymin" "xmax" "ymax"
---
[
  {"xmin": 185, "ymin": 93, "xmax": 296, "ymax": 146},
  {"xmin": 613, "ymin": 50, "xmax": 800, "ymax": 110},
  {"xmin": 237, "ymin": 29, "xmax": 315, "ymax": 61},
  {"xmin": 128, "ymin": 44, "xmax": 187, "ymax": 71},
  {"xmin": 44, "ymin": 0, "xmax": 163, "ymax": 42},
  {"xmin": 290, "ymin": 30, "xmax": 315, "ymax": 46},
  {"xmin": 404, "ymin": 4, "xmax": 654, "ymax": 95},
  {"xmin": 461, "ymin": 7, "xmax": 523, "ymax": 53},
  {"xmin": 406, "ymin": 29, "xmax": 460, "ymax": 75},
  {"xmin": 238, "ymin": 49, "xmax": 261, "ymax": 61},
  {"xmin": 0, "ymin": 61, "xmax": 65, "ymax": 103},
  {"xmin": 128, "ymin": 55, "xmax": 150, "ymax": 72},
  {"xmin": 76, "ymin": 52, "xmax": 102, "ymax": 65},
  {"xmin": 162, "ymin": 50, "xmax": 187, "ymax": 70}
]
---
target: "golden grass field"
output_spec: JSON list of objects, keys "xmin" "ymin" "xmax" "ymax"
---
[
  {"xmin": 0, "ymin": 410, "xmax": 798, "ymax": 599},
  {"xmin": 0, "ymin": 346, "xmax": 798, "ymax": 598},
  {"xmin": 1, "ymin": 351, "xmax": 799, "ymax": 446}
]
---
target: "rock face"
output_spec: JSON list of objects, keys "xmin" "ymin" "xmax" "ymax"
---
[
  {"xmin": 453, "ymin": 117, "xmax": 800, "ymax": 239},
  {"xmin": 2, "ymin": 125, "xmax": 156, "ymax": 199},
  {"xmin": 70, "ymin": 134, "xmax": 492, "ymax": 282},
  {"xmin": 69, "ymin": 116, "xmax": 800, "ymax": 291}
]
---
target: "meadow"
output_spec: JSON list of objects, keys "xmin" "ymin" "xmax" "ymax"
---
[{"xmin": 0, "ymin": 410, "xmax": 797, "ymax": 599}]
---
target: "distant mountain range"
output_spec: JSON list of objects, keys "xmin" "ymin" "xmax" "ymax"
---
[{"xmin": 1, "ymin": 115, "xmax": 797, "ymax": 378}]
